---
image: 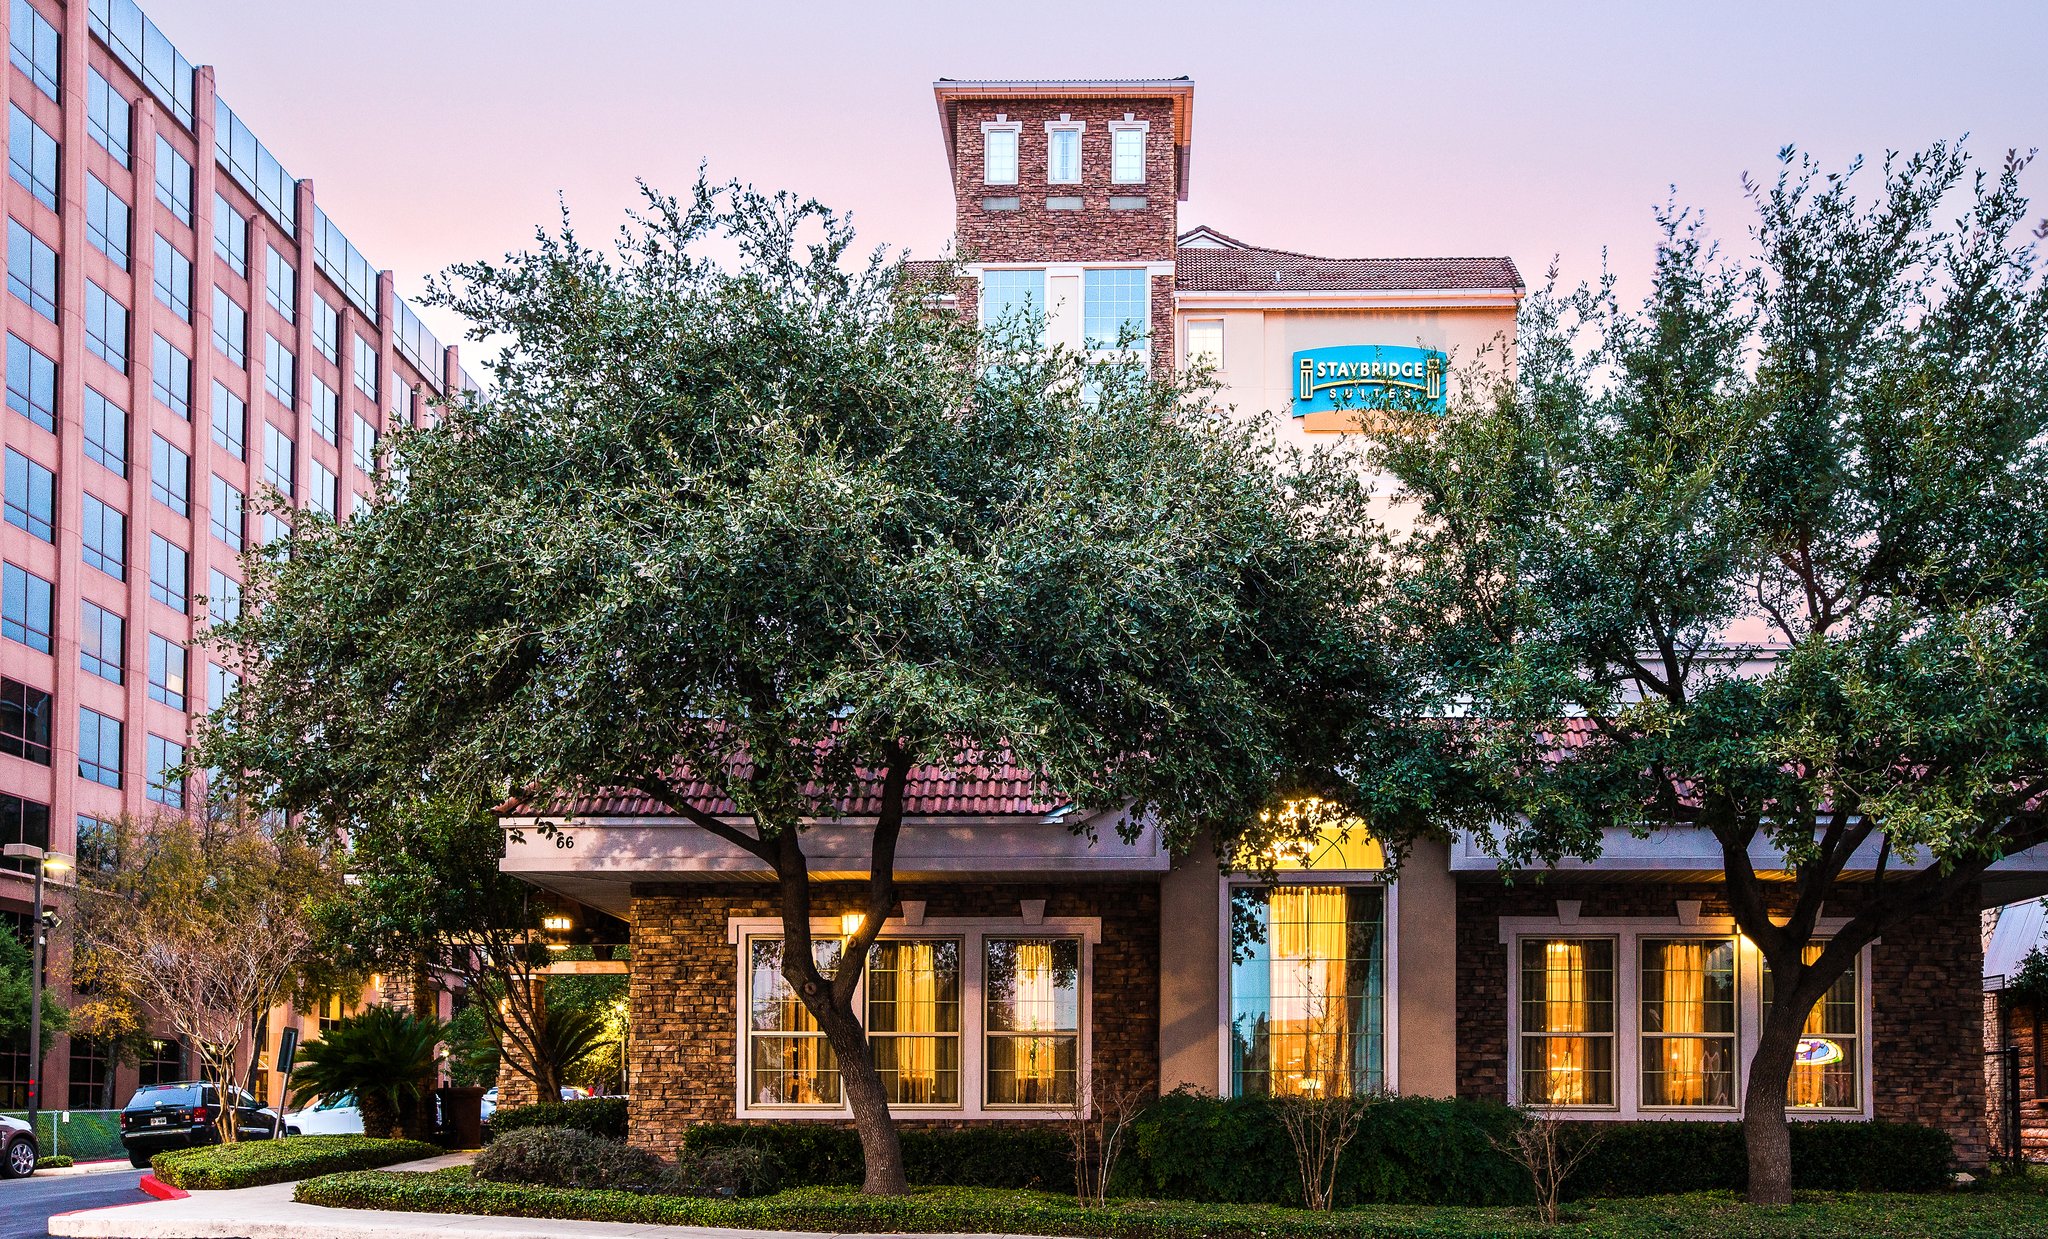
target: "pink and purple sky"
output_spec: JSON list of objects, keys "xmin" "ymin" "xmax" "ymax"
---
[{"xmin": 142, "ymin": 0, "xmax": 2047, "ymax": 359}]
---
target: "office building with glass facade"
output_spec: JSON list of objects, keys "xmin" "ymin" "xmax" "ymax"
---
[{"xmin": 0, "ymin": 0, "xmax": 474, "ymax": 1109}]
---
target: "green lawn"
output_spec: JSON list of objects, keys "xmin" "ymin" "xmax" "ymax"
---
[{"xmin": 294, "ymin": 1166, "xmax": 2048, "ymax": 1238}]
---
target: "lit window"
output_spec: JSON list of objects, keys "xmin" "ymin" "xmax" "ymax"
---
[
  {"xmin": 1045, "ymin": 123, "xmax": 1083, "ymax": 185},
  {"xmin": 1518, "ymin": 938, "xmax": 1616, "ymax": 1106},
  {"xmin": 1228, "ymin": 888, "xmax": 1382, "ymax": 1098},
  {"xmin": 985, "ymin": 937, "xmax": 1081, "ymax": 1105},
  {"xmin": 1110, "ymin": 124, "xmax": 1146, "ymax": 184},
  {"xmin": 1639, "ymin": 939, "xmax": 1737, "ymax": 1108},
  {"xmin": 1082, "ymin": 268, "xmax": 1149, "ymax": 351},
  {"xmin": 7, "ymin": 334, "xmax": 56, "ymax": 432},
  {"xmin": 982, "ymin": 124, "xmax": 1019, "ymax": 185},
  {"xmin": 746, "ymin": 937, "xmax": 842, "ymax": 1106},
  {"xmin": 9, "ymin": 106, "xmax": 57, "ymax": 211},
  {"xmin": 867, "ymin": 940, "xmax": 961, "ymax": 1105},
  {"xmin": 1765, "ymin": 945, "xmax": 1861, "ymax": 1110},
  {"xmin": 1184, "ymin": 319, "xmax": 1223, "ymax": 370}
]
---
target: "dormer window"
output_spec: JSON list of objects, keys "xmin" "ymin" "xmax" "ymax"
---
[
  {"xmin": 1045, "ymin": 118, "xmax": 1084, "ymax": 185},
  {"xmin": 982, "ymin": 118, "xmax": 1021, "ymax": 186},
  {"xmin": 1110, "ymin": 117, "xmax": 1148, "ymax": 184}
]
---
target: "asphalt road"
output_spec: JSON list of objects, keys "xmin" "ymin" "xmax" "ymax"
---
[{"xmin": 0, "ymin": 1167, "xmax": 150, "ymax": 1239}]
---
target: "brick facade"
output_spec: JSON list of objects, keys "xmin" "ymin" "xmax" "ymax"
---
[
  {"xmin": 950, "ymin": 98, "xmax": 1179, "ymax": 266},
  {"xmin": 1997, "ymin": 998, "xmax": 2048, "ymax": 1158},
  {"xmin": 1455, "ymin": 878, "xmax": 1988, "ymax": 1166},
  {"xmin": 624, "ymin": 880, "xmax": 1160, "ymax": 1157}
]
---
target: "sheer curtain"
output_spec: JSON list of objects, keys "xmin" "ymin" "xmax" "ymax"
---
[
  {"xmin": 1270, "ymin": 885, "xmax": 1350, "ymax": 1095},
  {"xmin": 898, "ymin": 942, "xmax": 938, "ymax": 1103},
  {"xmin": 1014, "ymin": 940, "xmax": 1057, "ymax": 1099},
  {"xmin": 1544, "ymin": 940, "xmax": 1591, "ymax": 1104},
  {"xmin": 1656, "ymin": 941, "xmax": 1711, "ymax": 1106}
]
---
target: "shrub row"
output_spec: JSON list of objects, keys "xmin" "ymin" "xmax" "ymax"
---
[
  {"xmin": 151, "ymin": 1135, "xmax": 443, "ymax": 1190},
  {"xmin": 685, "ymin": 1094, "xmax": 1954, "ymax": 1206},
  {"xmin": 484, "ymin": 1097, "xmax": 628, "ymax": 1142},
  {"xmin": 683, "ymin": 1122, "xmax": 1072, "ymax": 1191}
]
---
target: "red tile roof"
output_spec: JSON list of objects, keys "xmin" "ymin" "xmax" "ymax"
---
[{"xmin": 509, "ymin": 751, "xmax": 1062, "ymax": 821}]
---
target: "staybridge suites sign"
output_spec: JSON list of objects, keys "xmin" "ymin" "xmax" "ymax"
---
[{"xmin": 1292, "ymin": 345, "xmax": 1447, "ymax": 420}]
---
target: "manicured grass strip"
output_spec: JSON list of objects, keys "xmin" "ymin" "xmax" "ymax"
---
[
  {"xmin": 293, "ymin": 1174, "xmax": 2048, "ymax": 1239},
  {"xmin": 154, "ymin": 1135, "xmax": 442, "ymax": 1190}
]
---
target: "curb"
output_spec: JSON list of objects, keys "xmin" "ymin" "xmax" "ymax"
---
[{"xmin": 138, "ymin": 1174, "xmax": 187, "ymax": 1201}]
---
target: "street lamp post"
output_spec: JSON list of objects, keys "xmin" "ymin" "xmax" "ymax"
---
[{"xmin": 4, "ymin": 844, "xmax": 72, "ymax": 1137}]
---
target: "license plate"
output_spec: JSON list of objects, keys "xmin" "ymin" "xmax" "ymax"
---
[{"xmin": 150, "ymin": 1117, "xmax": 167, "ymax": 1126}]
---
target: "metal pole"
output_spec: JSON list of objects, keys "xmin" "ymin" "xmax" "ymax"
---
[{"xmin": 26, "ymin": 857, "xmax": 45, "ymax": 1138}]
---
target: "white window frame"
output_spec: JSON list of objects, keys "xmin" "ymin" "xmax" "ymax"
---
[
  {"xmin": 981, "ymin": 119, "xmax": 1021, "ymax": 186},
  {"xmin": 1044, "ymin": 118, "xmax": 1085, "ymax": 185},
  {"xmin": 1502, "ymin": 910, "xmax": 1874, "ymax": 1120},
  {"xmin": 1216, "ymin": 870, "xmax": 1401, "ymax": 1098},
  {"xmin": 1108, "ymin": 118, "xmax": 1149, "ymax": 185},
  {"xmin": 1183, "ymin": 318, "xmax": 1224, "ymax": 370},
  {"xmin": 728, "ymin": 913, "xmax": 1099, "ymax": 1120},
  {"xmin": 1081, "ymin": 266, "xmax": 1152, "ymax": 361}
]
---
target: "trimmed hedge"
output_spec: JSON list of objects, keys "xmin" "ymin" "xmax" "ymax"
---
[
  {"xmin": 485, "ymin": 1097, "xmax": 628, "ymax": 1142},
  {"xmin": 35, "ymin": 1155, "xmax": 72, "ymax": 1170},
  {"xmin": 1564, "ymin": 1120, "xmax": 1954, "ymax": 1196},
  {"xmin": 291, "ymin": 1174, "xmax": 2041, "ymax": 1239},
  {"xmin": 689, "ymin": 1096, "xmax": 1954, "ymax": 1206},
  {"xmin": 152, "ymin": 1135, "xmax": 443, "ymax": 1190},
  {"xmin": 684, "ymin": 1123, "xmax": 1072, "ymax": 1191}
]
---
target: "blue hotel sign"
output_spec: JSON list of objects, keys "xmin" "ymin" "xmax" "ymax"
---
[{"xmin": 1292, "ymin": 345, "xmax": 1447, "ymax": 418}]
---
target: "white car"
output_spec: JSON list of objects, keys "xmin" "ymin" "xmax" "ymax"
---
[
  {"xmin": 0, "ymin": 1113, "xmax": 35, "ymax": 1178},
  {"xmin": 285, "ymin": 1092, "xmax": 363, "ymax": 1136},
  {"xmin": 478, "ymin": 1085, "xmax": 587, "ymax": 1123}
]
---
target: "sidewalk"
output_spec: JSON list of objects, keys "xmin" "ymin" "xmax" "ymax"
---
[{"xmin": 48, "ymin": 1153, "xmax": 1060, "ymax": 1239}]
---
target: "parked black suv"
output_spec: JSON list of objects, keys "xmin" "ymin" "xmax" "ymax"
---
[{"xmin": 119, "ymin": 1082, "xmax": 284, "ymax": 1168}]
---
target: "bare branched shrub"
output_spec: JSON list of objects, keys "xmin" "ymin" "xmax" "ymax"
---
[
  {"xmin": 1269, "ymin": 979, "xmax": 1387, "ymax": 1210},
  {"xmin": 1492, "ymin": 1107, "xmax": 1602, "ymax": 1226},
  {"xmin": 1065, "ymin": 1071, "xmax": 1150, "ymax": 1207}
]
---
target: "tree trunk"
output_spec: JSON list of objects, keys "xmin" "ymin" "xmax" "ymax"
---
[
  {"xmin": 1742, "ymin": 996, "xmax": 1806, "ymax": 1205},
  {"xmin": 814, "ymin": 994, "xmax": 909, "ymax": 1194},
  {"xmin": 359, "ymin": 1090, "xmax": 399, "ymax": 1140}
]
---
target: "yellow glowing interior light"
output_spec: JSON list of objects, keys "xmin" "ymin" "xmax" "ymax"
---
[
  {"xmin": 41, "ymin": 853, "xmax": 71, "ymax": 874},
  {"xmin": 841, "ymin": 913, "xmax": 865, "ymax": 939},
  {"xmin": 541, "ymin": 915, "xmax": 573, "ymax": 933}
]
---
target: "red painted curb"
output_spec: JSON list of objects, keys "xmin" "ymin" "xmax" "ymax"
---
[{"xmin": 138, "ymin": 1174, "xmax": 188, "ymax": 1200}]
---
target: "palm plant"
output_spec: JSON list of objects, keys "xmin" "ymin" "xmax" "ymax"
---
[
  {"xmin": 538, "ymin": 998, "xmax": 613, "ymax": 1087},
  {"xmin": 290, "ymin": 1006, "xmax": 445, "ymax": 1138}
]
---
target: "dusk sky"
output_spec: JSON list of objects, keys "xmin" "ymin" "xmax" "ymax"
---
[{"xmin": 142, "ymin": 0, "xmax": 2048, "ymax": 363}]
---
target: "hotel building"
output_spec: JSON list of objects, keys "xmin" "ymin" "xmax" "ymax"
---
[
  {"xmin": 498, "ymin": 78, "xmax": 2040, "ymax": 1166},
  {"xmin": 0, "ymin": 0, "xmax": 472, "ymax": 1109}
]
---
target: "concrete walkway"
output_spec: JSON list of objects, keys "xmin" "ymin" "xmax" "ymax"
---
[{"xmin": 48, "ymin": 1153, "xmax": 1064, "ymax": 1239}]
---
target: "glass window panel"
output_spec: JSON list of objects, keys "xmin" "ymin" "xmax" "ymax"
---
[
  {"xmin": 145, "ymin": 734, "xmax": 182, "ymax": 806},
  {"xmin": 153, "ymin": 136, "xmax": 191, "ymax": 225},
  {"xmin": 1228, "ymin": 887, "xmax": 1383, "ymax": 1099},
  {"xmin": 746, "ymin": 937, "xmax": 842, "ymax": 1106},
  {"xmin": 10, "ymin": 0, "xmax": 59, "ymax": 101},
  {"xmin": 78, "ymin": 707, "xmax": 121, "ymax": 788},
  {"xmin": 1112, "ymin": 127, "xmax": 1145, "ymax": 183},
  {"xmin": 9, "ymin": 106, "xmax": 58, "ymax": 211},
  {"xmin": 78, "ymin": 599, "xmax": 122, "ymax": 683},
  {"xmin": 83, "ymin": 388, "xmax": 126, "ymax": 476},
  {"xmin": 985, "ymin": 937, "xmax": 1081, "ymax": 1106},
  {"xmin": 1, "ymin": 563, "xmax": 51, "ymax": 652},
  {"xmin": 153, "ymin": 236, "xmax": 192, "ymax": 321},
  {"xmin": 81, "ymin": 494, "xmax": 125, "ymax": 580},
  {"xmin": 151, "ymin": 435, "xmax": 189, "ymax": 515},
  {"xmin": 152, "ymin": 337, "xmax": 191, "ymax": 418},
  {"xmin": 1639, "ymin": 938, "xmax": 1738, "ymax": 1108},
  {"xmin": 3, "ymin": 448, "xmax": 52, "ymax": 540},
  {"xmin": 85, "ymin": 282, "xmax": 128, "ymax": 373},
  {"xmin": 1518, "ymin": 938, "xmax": 1616, "ymax": 1106},
  {"xmin": 86, "ymin": 175, "xmax": 129, "ymax": 268},
  {"xmin": 983, "ymin": 128, "xmax": 1017, "ymax": 184},
  {"xmin": 1764, "ymin": 944, "xmax": 1861, "ymax": 1110},
  {"xmin": 9, "ymin": 220, "xmax": 57, "ymax": 320},
  {"xmin": 1047, "ymin": 127, "xmax": 1080, "ymax": 183},
  {"xmin": 0, "ymin": 675, "xmax": 50, "ymax": 764},
  {"xmin": 866, "ymin": 939, "xmax": 960, "ymax": 1105},
  {"xmin": 87, "ymin": 68, "xmax": 130, "ymax": 165},
  {"xmin": 212, "ymin": 195, "xmax": 247, "ymax": 276},
  {"xmin": 7, "ymin": 333, "xmax": 56, "ymax": 432},
  {"xmin": 1083, "ymin": 268, "xmax": 1149, "ymax": 351},
  {"xmin": 980, "ymin": 269, "xmax": 1046, "ymax": 344}
]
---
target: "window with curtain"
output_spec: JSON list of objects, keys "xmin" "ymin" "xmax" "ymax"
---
[
  {"xmin": 1763, "ymin": 943, "xmax": 1860, "ymax": 1110},
  {"xmin": 1230, "ymin": 885, "xmax": 1385, "ymax": 1098},
  {"xmin": 866, "ymin": 939, "xmax": 960, "ymax": 1106},
  {"xmin": 985, "ymin": 937, "xmax": 1080, "ymax": 1105},
  {"xmin": 747, "ymin": 937, "xmax": 843, "ymax": 1106},
  {"xmin": 1519, "ymin": 937, "xmax": 1615, "ymax": 1105},
  {"xmin": 1639, "ymin": 938, "xmax": 1736, "ymax": 1107}
]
